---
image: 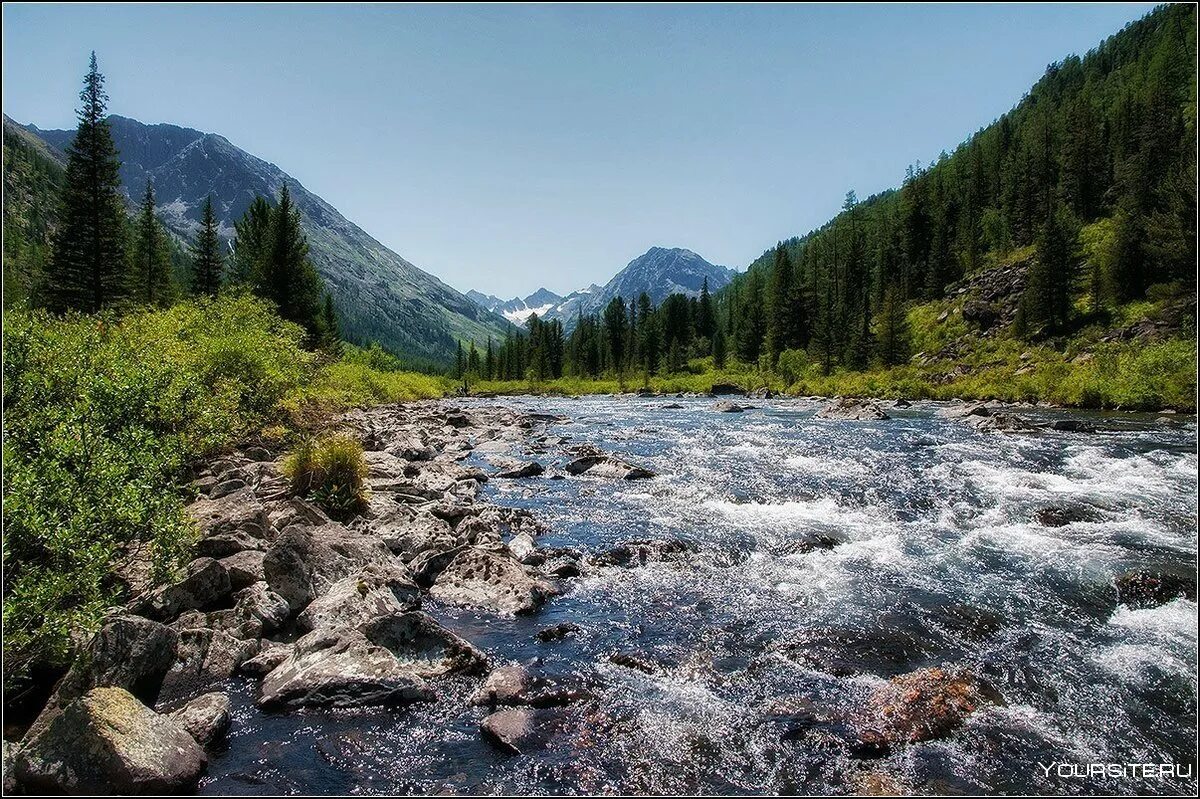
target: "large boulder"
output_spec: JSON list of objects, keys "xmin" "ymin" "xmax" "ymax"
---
[
  {"xmin": 296, "ymin": 564, "xmax": 420, "ymax": 633},
  {"xmin": 257, "ymin": 610, "xmax": 484, "ymax": 711},
  {"xmin": 187, "ymin": 488, "xmax": 270, "ymax": 542},
  {"xmin": 431, "ymin": 548, "xmax": 557, "ymax": 615},
  {"xmin": 129, "ymin": 557, "xmax": 232, "ymax": 622},
  {"xmin": 168, "ymin": 692, "xmax": 231, "ymax": 748},
  {"xmin": 262, "ymin": 523, "xmax": 402, "ymax": 611},
  {"xmin": 368, "ymin": 507, "xmax": 456, "ymax": 561},
  {"xmin": 590, "ymin": 538, "xmax": 692, "ymax": 568},
  {"xmin": 816, "ymin": 398, "xmax": 890, "ymax": 421},
  {"xmin": 218, "ymin": 550, "xmax": 266, "ymax": 591},
  {"xmin": 965, "ymin": 412, "xmax": 1035, "ymax": 433},
  {"xmin": 24, "ymin": 615, "xmax": 177, "ymax": 742},
  {"xmin": 1115, "ymin": 569, "xmax": 1196, "ymax": 608},
  {"xmin": 157, "ymin": 629, "xmax": 259, "ymax": 706},
  {"xmin": 564, "ymin": 455, "xmax": 654, "ymax": 480},
  {"xmin": 14, "ymin": 687, "xmax": 206, "ymax": 795},
  {"xmin": 712, "ymin": 400, "xmax": 747, "ymax": 413}
]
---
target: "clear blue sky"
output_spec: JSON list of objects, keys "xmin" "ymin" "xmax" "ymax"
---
[{"xmin": 2, "ymin": 3, "xmax": 1156, "ymax": 298}]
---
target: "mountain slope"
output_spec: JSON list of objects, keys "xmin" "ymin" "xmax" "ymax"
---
[{"xmin": 22, "ymin": 115, "xmax": 509, "ymax": 364}]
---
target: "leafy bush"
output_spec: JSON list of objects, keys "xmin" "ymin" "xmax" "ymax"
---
[
  {"xmin": 2, "ymin": 294, "xmax": 311, "ymax": 682},
  {"xmin": 282, "ymin": 433, "xmax": 368, "ymax": 517}
]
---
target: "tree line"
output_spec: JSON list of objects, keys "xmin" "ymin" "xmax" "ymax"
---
[
  {"xmin": 453, "ymin": 279, "xmax": 726, "ymax": 380},
  {"xmin": 717, "ymin": 3, "xmax": 1194, "ymax": 373},
  {"xmin": 30, "ymin": 52, "xmax": 341, "ymax": 350}
]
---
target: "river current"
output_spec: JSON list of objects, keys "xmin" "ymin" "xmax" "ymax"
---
[{"xmin": 200, "ymin": 396, "xmax": 1197, "ymax": 795}]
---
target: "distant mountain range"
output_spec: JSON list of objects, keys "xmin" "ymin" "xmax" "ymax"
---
[
  {"xmin": 470, "ymin": 246, "xmax": 736, "ymax": 327},
  {"xmin": 14, "ymin": 114, "xmax": 510, "ymax": 365}
]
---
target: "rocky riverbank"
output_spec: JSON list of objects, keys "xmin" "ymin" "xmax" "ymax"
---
[{"xmin": 6, "ymin": 397, "xmax": 1190, "ymax": 795}]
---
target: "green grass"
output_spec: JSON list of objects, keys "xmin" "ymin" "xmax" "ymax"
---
[{"xmin": 282, "ymin": 433, "xmax": 369, "ymax": 519}]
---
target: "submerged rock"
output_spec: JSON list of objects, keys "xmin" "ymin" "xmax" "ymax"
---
[
  {"xmin": 816, "ymin": 398, "xmax": 890, "ymax": 421},
  {"xmin": 536, "ymin": 622, "xmax": 581, "ymax": 643},
  {"xmin": 590, "ymin": 538, "xmax": 692, "ymax": 568},
  {"xmin": 472, "ymin": 664, "xmax": 591, "ymax": 708},
  {"xmin": 965, "ymin": 412, "xmax": 1035, "ymax": 433},
  {"xmin": 14, "ymin": 687, "xmax": 206, "ymax": 795},
  {"xmin": 855, "ymin": 667, "xmax": 1002, "ymax": 750},
  {"xmin": 1035, "ymin": 505, "xmax": 1098, "ymax": 527},
  {"xmin": 1115, "ymin": 570, "xmax": 1196, "ymax": 608}
]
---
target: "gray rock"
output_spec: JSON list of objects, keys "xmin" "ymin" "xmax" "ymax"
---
[
  {"xmin": 233, "ymin": 581, "xmax": 290, "ymax": 635},
  {"xmin": 219, "ymin": 550, "xmax": 266, "ymax": 591},
  {"xmin": 262, "ymin": 523, "xmax": 403, "ymax": 611},
  {"xmin": 815, "ymin": 398, "xmax": 890, "ymax": 421},
  {"xmin": 590, "ymin": 538, "xmax": 692, "ymax": 568},
  {"xmin": 494, "ymin": 460, "xmax": 545, "ymax": 479},
  {"xmin": 130, "ymin": 557, "xmax": 231, "ymax": 622},
  {"xmin": 14, "ymin": 687, "xmax": 206, "ymax": 795},
  {"xmin": 24, "ymin": 614, "xmax": 177, "ymax": 742},
  {"xmin": 168, "ymin": 691, "xmax": 231, "ymax": 747},
  {"xmin": 712, "ymin": 400, "xmax": 747, "ymax": 413},
  {"xmin": 238, "ymin": 642, "xmax": 293, "ymax": 677},
  {"xmin": 564, "ymin": 455, "xmax": 654, "ymax": 480},
  {"xmin": 370, "ymin": 508, "xmax": 456, "ymax": 561},
  {"xmin": 157, "ymin": 629, "xmax": 259, "ymax": 705},
  {"xmin": 966, "ymin": 412, "xmax": 1035, "ymax": 432},
  {"xmin": 188, "ymin": 488, "xmax": 270, "ymax": 541},
  {"xmin": 296, "ymin": 564, "xmax": 420, "ymax": 633},
  {"xmin": 472, "ymin": 664, "xmax": 591, "ymax": 708},
  {"xmin": 257, "ymin": 610, "xmax": 484, "ymax": 711},
  {"xmin": 431, "ymin": 548, "xmax": 558, "ymax": 615}
]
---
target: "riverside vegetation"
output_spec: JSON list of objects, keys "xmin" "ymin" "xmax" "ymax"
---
[{"xmin": 0, "ymin": 6, "xmax": 1196, "ymax": 793}]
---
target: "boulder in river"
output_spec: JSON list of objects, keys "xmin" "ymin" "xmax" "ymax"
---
[
  {"xmin": 855, "ymin": 667, "xmax": 1002, "ymax": 749},
  {"xmin": 296, "ymin": 564, "xmax": 420, "ymax": 633},
  {"xmin": 14, "ymin": 687, "xmax": 206, "ymax": 795},
  {"xmin": 480, "ymin": 707, "xmax": 570, "ymax": 754},
  {"xmin": 168, "ymin": 691, "xmax": 231, "ymax": 748},
  {"xmin": 1115, "ymin": 569, "xmax": 1196, "ymax": 608},
  {"xmin": 536, "ymin": 622, "xmax": 581, "ymax": 643},
  {"xmin": 1035, "ymin": 505, "xmax": 1098, "ymax": 527},
  {"xmin": 712, "ymin": 400, "xmax": 748, "ymax": 413},
  {"xmin": 564, "ymin": 454, "xmax": 655, "ymax": 480},
  {"xmin": 472, "ymin": 664, "xmax": 592, "ymax": 708},
  {"xmin": 590, "ymin": 538, "xmax": 692, "ymax": 568},
  {"xmin": 493, "ymin": 459, "xmax": 545, "ymax": 479},
  {"xmin": 965, "ymin": 412, "xmax": 1035, "ymax": 432},
  {"xmin": 431, "ymin": 547, "xmax": 558, "ymax": 615},
  {"xmin": 157, "ymin": 628, "xmax": 259, "ymax": 706},
  {"xmin": 262, "ymin": 522, "xmax": 403, "ymax": 611},
  {"xmin": 816, "ymin": 398, "xmax": 890, "ymax": 421}
]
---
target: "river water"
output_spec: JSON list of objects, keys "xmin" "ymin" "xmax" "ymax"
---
[{"xmin": 200, "ymin": 396, "xmax": 1197, "ymax": 795}]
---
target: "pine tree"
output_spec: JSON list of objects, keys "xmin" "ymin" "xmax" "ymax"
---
[
  {"xmin": 48, "ymin": 52, "xmax": 130, "ymax": 312},
  {"xmin": 484, "ymin": 336, "xmax": 495, "ymax": 380},
  {"xmin": 1020, "ymin": 199, "xmax": 1079, "ymax": 337},
  {"xmin": 131, "ymin": 180, "xmax": 174, "ymax": 306},
  {"xmin": 875, "ymin": 283, "xmax": 910, "ymax": 366},
  {"xmin": 454, "ymin": 341, "xmax": 465, "ymax": 379},
  {"xmin": 190, "ymin": 195, "xmax": 224, "ymax": 296},
  {"xmin": 695, "ymin": 277, "xmax": 716, "ymax": 342},
  {"xmin": 765, "ymin": 245, "xmax": 795, "ymax": 363},
  {"xmin": 712, "ymin": 325, "xmax": 728, "ymax": 369}
]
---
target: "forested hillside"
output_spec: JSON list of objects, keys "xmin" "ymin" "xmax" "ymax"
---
[
  {"xmin": 719, "ymin": 3, "xmax": 1195, "ymax": 370},
  {"xmin": 2, "ymin": 117, "xmax": 66, "ymax": 307}
]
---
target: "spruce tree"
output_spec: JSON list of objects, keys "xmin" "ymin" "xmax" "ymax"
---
[
  {"xmin": 695, "ymin": 277, "xmax": 716, "ymax": 342},
  {"xmin": 230, "ymin": 195, "xmax": 273, "ymax": 286},
  {"xmin": 262, "ymin": 183, "xmax": 323, "ymax": 342},
  {"xmin": 317, "ymin": 292, "xmax": 342, "ymax": 354},
  {"xmin": 48, "ymin": 52, "xmax": 130, "ymax": 313},
  {"xmin": 132, "ymin": 180, "xmax": 174, "ymax": 306},
  {"xmin": 1020, "ymin": 200, "xmax": 1079, "ymax": 337},
  {"xmin": 190, "ymin": 195, "xmax": 224, "ymax": 296}
]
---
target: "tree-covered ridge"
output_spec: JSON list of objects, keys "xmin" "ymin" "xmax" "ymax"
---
[
  {"xmin": 720, "ymin": 3, "xmax": 1195, "ymax": 369},
  {"xmin": 2, "ymin": 117, "xmax": 66, "ymax": 308}
]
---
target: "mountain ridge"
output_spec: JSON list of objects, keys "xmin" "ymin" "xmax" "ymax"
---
[{"xmin": 18, "ymin": 114, "xmax": 511, "ymax": 364}]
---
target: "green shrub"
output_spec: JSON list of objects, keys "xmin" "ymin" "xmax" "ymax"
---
[
  {"xmin": 1, "ymin": 294, "xmax": 310, "ymax": 684},
  {"xmin": 282, "ymin": 433, "xmax": 369, "ymax": 518}
]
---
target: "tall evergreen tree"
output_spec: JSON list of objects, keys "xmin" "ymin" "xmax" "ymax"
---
[
  {"xmin": 48, "ymin": 52, "xmax": 130, "ymax": 312},
  {"xmin": 1020, "ymin": 199, "xmax": 1079, "ymax": 337},
  {"xmin": 190, "ymin": 195, "xmax": 224, "ymax": 296},
  {"xmin": 230, "ymin": 195, "xmax": 273, "ymax": 286},
  {"xmin": 695, "ymin": 277, "xmax": 716, "ymax": 342},
  {"xmin": 317, "ymin": 292, "xmax": 342, "ymax": 354},
  {"xmin": 262, "ymin": 183, "xmax": 323, "ymax": 342},
  {"xmin": 131, "ymin": 180, "xmax": 174, "ymax": 306}
]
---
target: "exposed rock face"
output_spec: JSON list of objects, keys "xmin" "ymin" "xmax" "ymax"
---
[
  {"xmin": 431, "ymin": 548, "xmax": 557, "ymax": 615},
  {"xmin": 855, "ymin": 668, "xmax": 1002, "ymax": 749},
  {"xmin": 25, "ymin": 614, "xmax": 178, "ymax": 742},
  {"xmin": 14, "ymin": 687, "xmax": 206, "ymax": 795},
  {"xmin": 816, "ymin": 398, "xmax": 890, "ymax": 421},
  {"xmin": 168, "ymin": 691, "xmax": 231, "ymax": 747},
  {"xmin": 564, "ymin": 454, "xmax": 654, "ymax": 480}
]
